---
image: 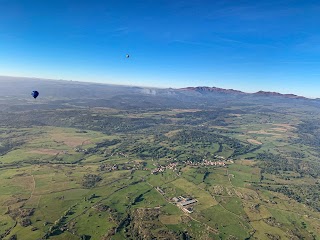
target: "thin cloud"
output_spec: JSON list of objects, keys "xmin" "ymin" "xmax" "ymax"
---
[
  {"xmin": 280, "ymin": 61, "xmax": 320, "ymax": 64},
  {"xmin": 294, "ymin": 36, "xmax": 320, "ymax": 53},
  {"xmin": 110, "ymin": 27, "xmax": 130, "ymax": 37},
  {"xmin": 204, "ymin": 1, "xmax": 308, "ymax": 21},
  {"xmin": 171, "ymin": 39, "xmax": 214, "ymax": 47},
  {"xmin": 171, "ymin": 36, "xmax": 278, "ymax": 49}
]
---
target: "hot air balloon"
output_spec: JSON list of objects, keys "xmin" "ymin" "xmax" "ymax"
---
[{"xmin": 31, "ymin": 91, "xmax": 39, "ymax": 99}]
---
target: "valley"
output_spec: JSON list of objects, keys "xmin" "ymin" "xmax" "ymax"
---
[{"xmin": 0, "ymin": 78, "xmax": 320, "ymax": 239}]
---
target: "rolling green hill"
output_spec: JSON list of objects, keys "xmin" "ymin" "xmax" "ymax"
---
[{"xmin": 0, "ymin": 78, "xmax": 320, "ymax": 239}]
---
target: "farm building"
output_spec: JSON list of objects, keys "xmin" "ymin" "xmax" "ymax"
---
[{"xmin": 178, "ymin": 199, "xmax": 197, "ymax": 207}]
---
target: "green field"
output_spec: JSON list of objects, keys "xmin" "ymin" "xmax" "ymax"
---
[{"xmin": 1, "ymin": 100, "xmax": 320, "ymax": 240}]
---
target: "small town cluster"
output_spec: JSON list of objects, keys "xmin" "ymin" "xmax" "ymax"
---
[
  {"xmin": 151, "ymin": 156, "xmax": 234, "ymax": 174},
  {"xmin": 97, "ymin": 154, "xmax": 234, "ymax": 175}
]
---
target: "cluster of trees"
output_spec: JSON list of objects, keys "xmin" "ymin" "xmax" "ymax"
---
[
  {"xmin": 294, "ymin": 120, "xmax": 320, "ymax": 148},
  {"xmin": 120, "ymin": 208, "xmax": 189, "ymax": 240},
  {"xmin": 80, "ymin": 235, "xmax": 91, "ymax": 240},
  {"xmin": 265, "ymin": 184, "xmax": 320, "ymax": 212},
  {"xmin": 170, "ymin": 129, "xmax": 257, "ymax": 158},
  {"xmin": 95, "ymin": 139, "xmax": 121, "ymax": 148},
  {"xmin": 257, "ymin": 152, "xmax": 293, "ymax": 174},
  {"xmin": 42, "ymin": 205, "xmax": 77, "ymax": 238},
  {"xmin": 81, "ymin": 174, "xmax": 102, "ymax": 188},
  {"xmin": 19, "ymin": 218, "xmax": 31, "ymax": 227},
  {"xmin": 232, "ymin": 145, "xmax": 261, "ymax": 157},
  {"xmin": 86, "ymin": 139, "xmax": 121, "ymax": 154},
  {"xmin": 258, "ymin": 152, "xmax": 320, "ymax": 212},
  {"xmin": 175, "ymin": 110, "xmax": 222, "ymax": 125},
  {"xmin": 107, "ymin": 209, "xmax": 181, "ymax": 240},
  {"xmin": 289, "ymin": 151, "xmax": 306, "ymax": 158},
  {"xmin": 8, "ymin": 235, "xmax": 17, "ymax": 240},
  {"xmin": 0, "ymin": 140, "xmax": 24, "ymax": 156},
  {"xmin": 174, "ymin": 109, "xmax": 247, "ymax": 127},
  {"xmin": 93, "ymin": 204, "xmax": 109, "ymax": 212},
  {"xmin": 171, "ymin": 130, "xmax": 225, "ymax": 145},
  {"xmin": 8, "ymin": 207, "xmax": 34, "ymax": 221},
  {"xmin": 99, "ymin": 128, "xmax": 260, "ymax": 162},
  {"xmin": 0, "ymin": 109, "xmax": 170, "ymax": 134},
  {"xmin": 257, "ymin": 152, "xmax": 320, "ymax": 178},
  {"xmin": 129, "ymin": 144, "xmax": 182, "ymax": 159}
]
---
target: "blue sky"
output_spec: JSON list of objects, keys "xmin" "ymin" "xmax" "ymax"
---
[{"xmin": 1, "ymin": 0, "xmax": 320, "ymax": 97}]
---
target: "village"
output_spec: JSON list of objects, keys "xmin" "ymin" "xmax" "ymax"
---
[
  {"xmin": 93, "ymin": 151, "xmax": 234, "ymax": 175},
  {"xmin": 151, "ymin": 155, "xmax": 234, "ymax": 175}
]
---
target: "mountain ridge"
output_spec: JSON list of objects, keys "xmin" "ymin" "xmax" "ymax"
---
[
  {"xmin": 0, "ymin": 75, "xmax": 313, "ymax": 100},
  {"xmin": 180, "ymin": 86, "xmax": 308, "ymax": 99}
]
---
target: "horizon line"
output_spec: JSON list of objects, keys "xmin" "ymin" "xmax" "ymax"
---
[{"xmin": 0, "ymin": 74, "xmax": 317, "ymax": 99}]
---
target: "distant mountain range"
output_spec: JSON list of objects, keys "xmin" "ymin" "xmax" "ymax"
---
[
  {"xmin": 0, "ymin": 75, "xmax": 311, "ymax": 100},
  {"xmin": 1, "ymin": 76, "xmax": 319, "ymax": 111},
  {"xmin": 180, "ymin": 87, "xmax": 307, "ymax": 100}
]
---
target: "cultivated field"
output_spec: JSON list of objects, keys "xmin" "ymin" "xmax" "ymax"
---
[{"xmin": 1, "ymin": 93, "xmax": 320, "ymax": 240}]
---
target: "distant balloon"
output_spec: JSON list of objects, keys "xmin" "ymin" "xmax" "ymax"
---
[
  {"xmin": 31, "ymin": 91, "xmax": 39, "ymax": 99},
  {"xmin": 126, "ymin": 54, "xmax": 130, "ymax": 58}
]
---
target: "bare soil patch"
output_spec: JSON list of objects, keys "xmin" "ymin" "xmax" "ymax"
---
[
  {"xmin": 171, "ymin": 109, "xmax": 200, "ymax": 113},
  {"xmin": 51, "ymin": 133, "xmax": 92, "ymax": 147},
  {"xmin": 159, "ymin": 215, "xmax": 181, "ymax": 225},
  {"xmin": 238, "ymin": 160, "xmax": 256, "ymax": 166},
  {"xmin": 273, "ymin": 123, "xmax": 296, "ymax": 130},
  {"xmin": 29, "ymin": 149, "xmax": 62, "ymax": 156},
  {"xmin": 270, "ymin": 127, "xmax": 287, "ymax": 132},
  {"xmin": 247, "ymin": 139, "xmax": 262, "ymax": 145},
  {"xmin": 248, "ymin": 130, "xmax": 282, "ymax": 136},
  {"xmin": 164, "ymin": 130, "xmax": 181, "ymax": 137}
]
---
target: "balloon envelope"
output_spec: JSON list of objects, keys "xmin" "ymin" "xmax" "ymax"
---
[{"xmin": 31, "ymin": 91, "xmax": 39, "ymax": 99}]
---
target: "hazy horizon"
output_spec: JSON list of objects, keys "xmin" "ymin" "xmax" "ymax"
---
[
  {"xmin": 1, "ymin": 0, "xmax": 320, "ymax": 97},
  {"xmin": 0, "ymin": 74, "xmax": 318, "ymax": 99}
]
